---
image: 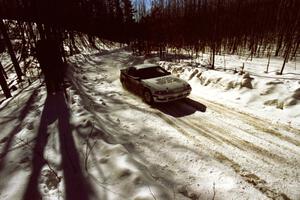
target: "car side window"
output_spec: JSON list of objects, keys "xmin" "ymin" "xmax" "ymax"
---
[
  {"xmin": 128, "ymin": 67, "xmax": 138, "ymax": 77},
  {"xmin": 156, "ymin": 68, "xmax": 165, "ymax": 73}
]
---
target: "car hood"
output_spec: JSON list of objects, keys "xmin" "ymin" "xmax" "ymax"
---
[{"xmin": 142, "ymin": 75, "xmax": 189, "ymax": 91}]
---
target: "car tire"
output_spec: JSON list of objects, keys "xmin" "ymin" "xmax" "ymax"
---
[{"xmin": 143, "ymin": 89, "xmax": 154, "ymax": 105}]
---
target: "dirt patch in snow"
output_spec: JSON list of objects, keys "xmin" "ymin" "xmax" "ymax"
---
[
  {"xmin": 292, "ymin": 88, "xmax": 300, "ymax": 100},
  {"xmin": 215, "ymin": 152, "xmax": 291, "ymax": 200},
  {"xmin": 40, "ymin": 169, "xmax": 61, "ymax": 191}
]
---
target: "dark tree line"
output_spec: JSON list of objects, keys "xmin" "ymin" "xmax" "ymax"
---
[
  {"xmin": 0, "ymin": 0, "xmax": 135, "ymax": 97},
  {"xmin": 134, "ymin": 0, "xmax": 299, "ymax": 71},
  {"xmin": 0, "ymin": 0, "xmax": 299, "ymax": 98},
  {"xmin": 0, "ymin": 0, "xmax": 135, "ymax": 41}
]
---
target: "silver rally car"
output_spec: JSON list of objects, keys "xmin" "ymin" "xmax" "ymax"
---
[{"xmin": 120, "ymin": 63, "xmax": 192, "ymax": 104}]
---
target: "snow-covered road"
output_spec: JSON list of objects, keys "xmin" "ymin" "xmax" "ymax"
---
[
  {"xmin": 67, "ymin": 49, "xmax": 300, "ymax": 199},
  {"xmin": 0, "ymin": 48, "xmax": 299, "ymax": 200}
]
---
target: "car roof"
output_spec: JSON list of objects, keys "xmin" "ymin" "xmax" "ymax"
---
[{"xmin": 134, "ymin": 63, "xmax": 159, "ymax": 70}]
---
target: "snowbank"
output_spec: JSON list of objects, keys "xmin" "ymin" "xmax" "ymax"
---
[{"xmin": 159, "ymin": 55, "xmax": 300, "ymax": 127}]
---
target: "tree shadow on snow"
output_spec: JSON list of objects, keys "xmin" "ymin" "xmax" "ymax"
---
[
  {"xmin": 154, "ymin": 98, "xmax": 206, "ymax": 118},
  {"xmin": 22, "ymin": 92, "xmax": 92, "ymax": 200},
  {"xmin": 0, "ymin": 88, "xmax": 39, "ymax": 172}
]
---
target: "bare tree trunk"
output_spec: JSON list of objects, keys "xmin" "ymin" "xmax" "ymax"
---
[
  {"xmin": 223, "ymin": 53, "xmax": 226, "ymax": 70},
  {"xmin": 0, "ymin": 20, "xmax": 23, "ymax": 81},
  {"xmin": 27, "ymin": 22, "xmax": 37, "ymax": 49},
  {"xmin": 0, "ymin": 61, "xmax": 11, "ymax": 98},
  {"xmin": 266, "ymin": 52, "xmax": 271, "ymax": 73},
  {"xmin": 0, "ymin": 61, "xmax": 8, "ymax": 79},
  {"xmin": 280, "ymin": 54, "xmax": 288, "ymax": 75},
  {"xmin": 18, "ymin": 22, "xmax": 28, "ymax": 62},
  {"xmin": 37, "ymin": 23, "xmax": 46, "ymax": 40},
  {"xmin": 291, "ymin": 40, "xmax": 299, "ymax": 59},
  {"xmin": 275, "ymin": 35, "xmax": 282, "ymax": 56},
  {"xmin": 211, "ymin": 44, "xmax": 215, "ymax": 69},
  {"xmin": 265, "ymin": 46, "xmax": 271, "ymax": 73},
  {"xmin": 159, "ymin": 45, "xmax": 163, "ymax": 58},
  {"xmin": 280, "ymin": 45, "xmax": 291, "ymax": 75}
]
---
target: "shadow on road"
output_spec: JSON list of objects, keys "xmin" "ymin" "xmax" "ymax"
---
[
  {"xmin": 0, "ymin": 88, "xmax": 39, "ymax": 172},
  {"xmin": 22, "ymin": 92, "xmax": 92, "ymax": 200},
  {"xmin": 154, "ymin": 98, "xmax": 206, "ymax": 118}
]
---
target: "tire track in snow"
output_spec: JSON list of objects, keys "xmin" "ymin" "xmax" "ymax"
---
[
  {"xmin": 183, "ymin": 117, "xmax": 291, "ymax": 165},
  {"xmin": 214, "ymin": 152, "xmax": 291, "ymax": 200},
  {"xmin": 156, "ymin": 99, "xmax": 298, "ymax": 165},
  {"xmin": 193, "ymin": 97, "xmax": 300, "ymax": 147},
  {"xmin": 113, "ymin": 92, "xmax": 299, "ymax": 199},
  {"xmin": 150, "ymin": 100, "xmax": 297, "ymax": 200}
]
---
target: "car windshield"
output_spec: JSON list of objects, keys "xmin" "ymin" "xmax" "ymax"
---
[{"xmin": 137, "ymin": 66, "xmax": 170, "ymax": 79}]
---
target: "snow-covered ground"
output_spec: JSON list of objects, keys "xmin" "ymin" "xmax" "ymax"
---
[
  {"xmin": 0, "ymin": 48, "xmax": 299, "ymax": 200},
  {"xmin": 158, "ymin": 53, "xmax": 300, "ymax": 128}
]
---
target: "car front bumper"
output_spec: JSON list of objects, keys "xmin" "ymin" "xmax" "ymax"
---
[{"xmin": 152, "ymin": 89, "xmax": 191, "ymax": 103}]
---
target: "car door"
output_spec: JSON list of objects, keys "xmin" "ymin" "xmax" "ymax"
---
[
  {"xmin": 125, "ymin": 67, "xmax": 146, "ymax": 95},
  {"xmin": 128, "ymin": 75, "xmax": 142, "ymax": 93}
]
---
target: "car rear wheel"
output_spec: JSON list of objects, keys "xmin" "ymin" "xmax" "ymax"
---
[{"xmin": 143, "ymin": 90, "xmax": 154, "ymax": 105}]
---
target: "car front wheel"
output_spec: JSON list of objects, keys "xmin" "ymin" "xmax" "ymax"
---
[{"xmin": 143, "ymin": 90, "xmax": 154, "ymax": 105}]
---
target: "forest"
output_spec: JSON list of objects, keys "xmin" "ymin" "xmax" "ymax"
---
[{"xmin": 0, "ymin": 0, "xmax": 299, "ymax": 97}]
